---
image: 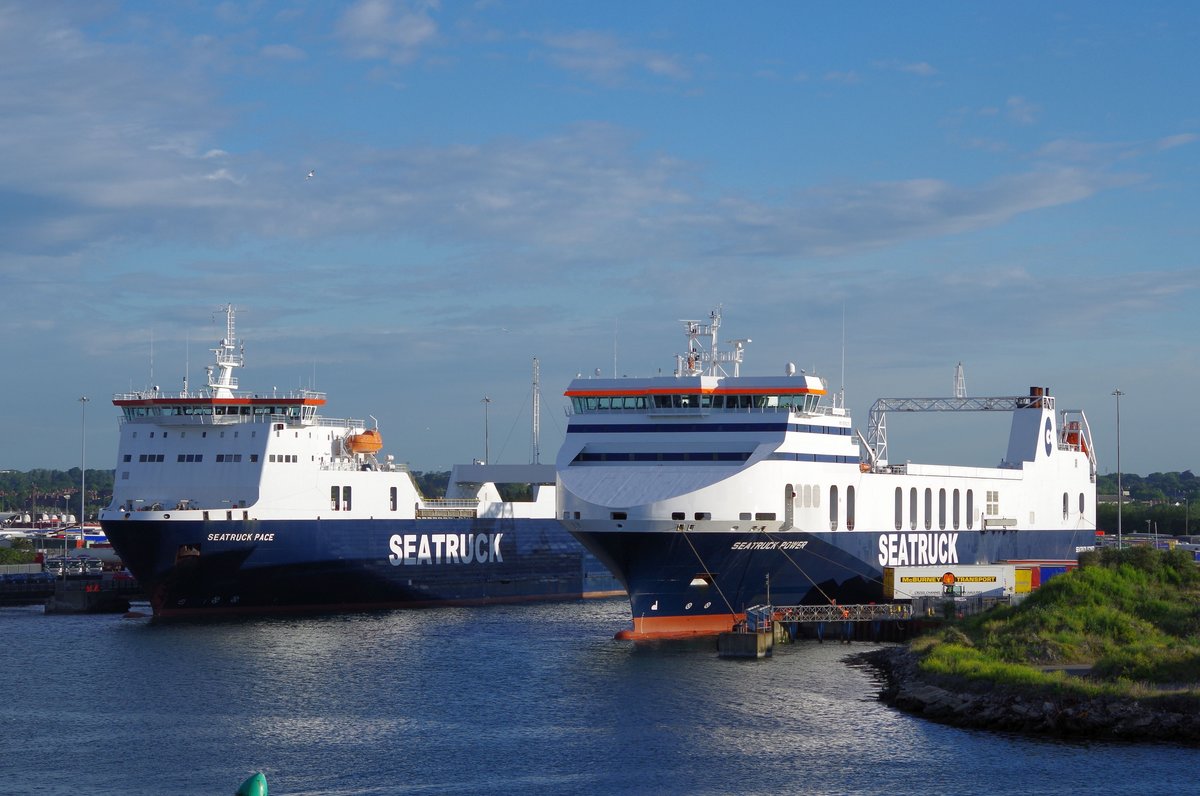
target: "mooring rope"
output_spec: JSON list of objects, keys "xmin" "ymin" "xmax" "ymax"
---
[{"xmin": 679, "ymin": 529, "xmax": 737, "ymax": 617}]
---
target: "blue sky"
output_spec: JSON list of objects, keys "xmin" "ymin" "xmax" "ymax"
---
[{"xmin": 2, "ymin": 1, "xmax": 1197, "ymax": 477}]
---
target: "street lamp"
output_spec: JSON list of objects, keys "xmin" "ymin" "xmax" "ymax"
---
[
  {"xmin": 1112, "ymin": 388, "xmax": 1123, "ymax": 549},
  {"xmin": 481, "ymin": 396, "xmax": 492, "ymax": 464},
  {"xmin": 80, "ymin": 396, "xmax": 89, "ymax": 548}
]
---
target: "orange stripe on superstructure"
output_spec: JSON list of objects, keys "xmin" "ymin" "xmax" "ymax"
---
[{"xmin": 113, "ymin": 397, "xmax": 325, "ymax": 407}]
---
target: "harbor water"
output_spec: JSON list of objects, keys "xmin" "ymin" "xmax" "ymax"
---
[{"xmin": 1, "ymin": 598, "xmax": 1194, "ymax": 795}]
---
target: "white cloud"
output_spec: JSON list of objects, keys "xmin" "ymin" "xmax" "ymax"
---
[
  {"xmin": 336, "ymin": 0, "xmax": 439, "ymax": 63},
  {"xmin": 875, "ymin": 60, "xmax": 937, "ymax": 77},
  {"xmin": 1157, "ymin": 133, "xmax": 1197, "ymax": 151},
  {"xmin": 823, "ymin": 70, "xmax": 861, "ymax": 84},
  {"xmin": 260, "ymin": 43, "xmax": 307, "ymax": 61},
  {"xmin": 1006, "ymin": 95, "xmax": 1039, "ymax": 125},
  {"xmin": 540, "ymin": 30, "xmax": 690, "ymax": 85},
  {"xmin": 901, "ymin": 61, "xmax": 936, "ymax": 76}
]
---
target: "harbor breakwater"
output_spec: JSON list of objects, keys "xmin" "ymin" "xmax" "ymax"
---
[{"xmin": 860, "ymin": 646, "xmax": 1200, "ymax": 744}]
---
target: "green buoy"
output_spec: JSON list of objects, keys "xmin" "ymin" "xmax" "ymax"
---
[{"xmin": 235, "ymin": 771, "xmax": 268, "ymax": 796}]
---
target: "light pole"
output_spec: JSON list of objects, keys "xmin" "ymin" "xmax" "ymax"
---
[
  {"xmin": 1112, "ymin": 388, "xmax": 1123, "ymax": 549},
  {"xmin": 80, "ymin": 396, "xmax": 89, "ymax": 547},
  {"xmin": 481, "ymin": 396, "xmax": 492, "ymax": 464}
]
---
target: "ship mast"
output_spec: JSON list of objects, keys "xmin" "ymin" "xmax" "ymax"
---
[
  {"xmin": 675, "ymin": 307, "xmax": 749, "ymax": 378},
  {"xmin": 206, "ymin": 304, "xmax": 244, "ymax": 399}
]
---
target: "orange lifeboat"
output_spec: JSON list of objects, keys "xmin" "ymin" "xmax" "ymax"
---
[
  {"xmin": 346, "ymin": 429, "xmax": 383, "ymax": 454},
  {"xmin": 1063, "ymin": 421, "xmax": 1088, "ymax": 455}
]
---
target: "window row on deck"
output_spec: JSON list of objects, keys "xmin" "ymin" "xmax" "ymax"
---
[{"xmin": 570, "ymin": 393, "xmax": 821, "ymax": 413}]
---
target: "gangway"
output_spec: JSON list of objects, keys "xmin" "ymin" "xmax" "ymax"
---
[{"xmin": 744, "ymin": 602, "xmax": 913, "ymax": 630}]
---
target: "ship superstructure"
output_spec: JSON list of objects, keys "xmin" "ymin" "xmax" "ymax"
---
[
  {"xmin": 99, "ymin": 305, "xmax": 620, "ymax": 616},
  {"xmin": 555, "ymin": 309, "xmax": 1097, "ymax": 638}
]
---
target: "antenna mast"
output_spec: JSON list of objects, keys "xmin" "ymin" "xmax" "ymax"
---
[
  {"xmin": 954, "ymin": 362, "xmax": 966, "ymax": 399},
  {"xmin": 207, "ymin": 304, "xmax": 244, "ymax": 399},
  {"xmin": 531, "ymin": 357, "xmax": 541, "ymax": 464}
]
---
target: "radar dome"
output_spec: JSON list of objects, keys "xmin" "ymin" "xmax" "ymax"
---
[{"xmin": 785, "ymin": 362, "xmax": 796, "ymax": 376}]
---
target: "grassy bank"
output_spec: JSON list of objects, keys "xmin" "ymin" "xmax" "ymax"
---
[{"xmin": 911, "ymin": 547, "xmax": 1200, "ymax": 704}]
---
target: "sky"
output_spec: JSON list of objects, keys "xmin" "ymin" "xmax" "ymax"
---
[{"xmin": 1, "ymin": 1, "xmax": 1197, "ymax": 478}]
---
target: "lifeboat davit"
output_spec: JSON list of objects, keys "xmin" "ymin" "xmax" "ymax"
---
[{"xmin": 345, "ymin": 429, "xmax": 383, "ymax": 454}]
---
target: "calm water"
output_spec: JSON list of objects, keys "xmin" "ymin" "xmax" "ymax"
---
[{"xmin": 1, "ymin": 598, "xmax": 1194, "ymax": 795}]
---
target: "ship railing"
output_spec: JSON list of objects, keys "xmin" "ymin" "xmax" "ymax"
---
[
  {"xmin": 320, "ymin": 458, "xmax": 408, "ymax": 473},
  {"xmin": 117, "ymin": 412, "xmax": 364, "ymax": 428},
  {"xmin": 112, "ymin": 389, "xmax": 327, "ymax": 401},
  {"xmin": 415, "ymin": 498, "xmax": 479, "ymax": 519}
]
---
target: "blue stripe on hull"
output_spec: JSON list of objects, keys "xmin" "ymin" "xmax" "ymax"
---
[
  {"xmin": 571, "ymin": 528, "xmax": 1094, "ymax": 622},
  {"xmin": 101, "ymin": 517, "xmax": 622, "ymax": 616}
]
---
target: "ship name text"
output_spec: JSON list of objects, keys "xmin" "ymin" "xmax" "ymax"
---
[
  {"xmin": 877, "ymin": 532, "xmax": 959, "ymax": 567},
  {"xmin": 388, "ymin": 533, "xmax": 504, "ymax": 566},
  {"xmin": 731, "ymin": 540, "xmax": 808, "ymax": 551},
  {"xmin": 207, "ymin": 533, "xmax": 275, "ymax": 542}
]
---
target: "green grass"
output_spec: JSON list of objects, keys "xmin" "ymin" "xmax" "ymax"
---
[{"xmin": 912, "ymin": 547, "xmax": 1200, "ymax": 696}]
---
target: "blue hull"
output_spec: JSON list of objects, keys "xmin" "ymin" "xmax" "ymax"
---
[
  {"xmin": 102, "ymin": 517, "xmax": 622, "ymax": 617},
  {"xmin": 572, "ymin": 527, "xmax": 1095, "ymax": 635}
]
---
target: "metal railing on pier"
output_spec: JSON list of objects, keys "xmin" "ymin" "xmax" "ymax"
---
[{"xmin": 743, "ymin": 602, "xmax": 913, "ymax": 631}]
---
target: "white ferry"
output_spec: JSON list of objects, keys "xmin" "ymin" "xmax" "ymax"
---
[
  {"xmin": 555, "ymin": 309, "xmax": 1097, "ymax": 638},
  {"xmin": 98, "ymin": 306, "xmax": 620, "ymax": 617}
]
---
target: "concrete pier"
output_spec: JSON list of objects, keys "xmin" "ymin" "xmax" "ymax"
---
[
  {"xmin": 717, "ymin": 629, "xmax": 773, "ymax": 658},
  {"xmin": 43, "ymin": 579, "xmax": 142, "ymax": 614}
]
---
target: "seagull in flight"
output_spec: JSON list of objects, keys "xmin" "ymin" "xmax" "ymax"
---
[{"xmin": 306, "ymin": 169, "xmax": 316, "ymax": 180}]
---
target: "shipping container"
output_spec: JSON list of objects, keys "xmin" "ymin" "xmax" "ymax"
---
[
  {"xmin": 1014, "ymin": 567, "xmax": 1032, "ymax": 594},
  {"xmin": 883, "ymin": 564, "xmax": 1016, "ymax": 599}
]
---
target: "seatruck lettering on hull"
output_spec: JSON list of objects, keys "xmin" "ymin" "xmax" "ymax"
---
[
  {"xmin": 388, "ymin": 533, "xmax": 504, "ymax": 566},
  {"xmin": 730, "ymin": 540, "xmax": 808, "ymax": 551},
  {"xmin": 877, "ymin": 532, "xmax": 959, "ymax": 567},
  {"xmin": 207, "ymin": 532, "xmax": 276, "ymax": 542}
]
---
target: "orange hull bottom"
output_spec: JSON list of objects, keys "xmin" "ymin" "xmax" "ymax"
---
[{"xmin": 615, "ymin": 611, "xmax": 744, "ymax": 640}]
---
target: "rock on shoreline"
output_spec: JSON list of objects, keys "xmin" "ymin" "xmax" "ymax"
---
[{"xmin": 856, "ymin": 646, "xmax": 1200, "ymax": 745}]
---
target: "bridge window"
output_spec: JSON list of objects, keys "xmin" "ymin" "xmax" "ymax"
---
[
  {"xmin": 331, "ymin": 486, "xmax": 339, "ymax": 511},
  {"xmin": 1063, "ymin": 492, "xmax": 1069, "ymax": 520},
  {"xmin": 924, "ymin": 488, "xmax": 932, "ymax": 531},
  {"xmin": 829, "ymin": 485, "xmax": 838, "ymax": 531},
  {"xmin": 390, "ymin": 486, "xmax": 398, "ymax": 512},
  {"xmin": 953, "ymin": 489, "xmax": 960, "ymax": 530},
  {"xmin": 342, "ymin": 486, "xmax": 351, "ymax": 511},
  {"xmin": 966, "ymin": 490, "xmax": 974, "ymax": 529},
  {"xmin": 910, "ymin": 487, "xmax": 918, "ymax": 530},
  {"xmin": 938, "ymin": 489, "xmax": 946, "ymax": 530},
  {"xmin": 1079, "ymin": 492, "xmax": 1085, "ymax": 515},
  {"xmin": 846, "ymin": 486, "xmax": 855, "ymax": 530},
  {"xmin": 894, "ymin": 487, "xmax": 903, "ymax": 531}
]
